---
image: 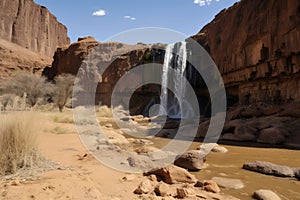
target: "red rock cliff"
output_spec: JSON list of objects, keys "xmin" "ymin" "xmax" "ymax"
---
[
  {"xmin": 192, "ymin": 0, "xmax": 300, "ymax": 104},
  {"xmin": 43, "ymin": 37, "xmax": 151, "ymax": 105},
  {"xmin": 0, "ymin": 0, "xmax": 70, "ymax": 57}
]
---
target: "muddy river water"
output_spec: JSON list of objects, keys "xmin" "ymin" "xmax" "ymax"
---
[{"xmin": 152, "ymin": 137, "xmax": 300, "ymax": 200}]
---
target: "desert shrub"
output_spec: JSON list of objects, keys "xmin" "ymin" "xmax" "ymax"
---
[
  {"xmin": 97, "ymin": 105, "xmax": 113, "ymax": 117},
  {"xmin": 0, "ymin": 112, "xmax": 40, "ymax": 175},
  {"xmin": 4, "ymin": 73, "xmax": 54, "ymax": 107},
  {"xmin": 51, "ymin": 126, "xmax": 69, "ymax": 134},
  {"xmin": 0, "ymin": 94, "xmax": 15, "ymax": 111},
  {"xmin": 53, "ymin": 74, "xmax": 75, "ymax": 112},
  {"xmin": 53, "ymin": 115, "xmax": 74, "ymax": 124},
  {"xmin": 73, "ymin": 106, "xmax": 98, "ymax": 125}
]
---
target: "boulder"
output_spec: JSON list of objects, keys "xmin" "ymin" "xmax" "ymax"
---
[
  {"xmin": 174, "ymin": 150, "xmax": 206, "ymax": 171},
  {"xmin": 253, "ymin": 189, "xmax": 281, "ymax": 200},
  {"xmin": 134, "ymin": 178, "xmax": 155, "ymax": 194},
  {"xmin": 146, "ymin": 165, "xmax": 197, "ymax": 184},
  {"xmin": 212, "ymin": 145, "xmax": 228, "ymax": 153},
  {"xmin": 176, "ymin": 187, "xmax": 195, "ymax": 198},
  {"xmin": 154, "ymin": 182, "xmax": 175, "ymax": 197},
  {"xmin": 243, "ymin": 161, "xmax": 295, "ymax": 177},
  {"xmin": 257, "ymin": 127, "xmax": 286, "ymax": 144},
  {"xmin": 212, "ymin": 177, "xmax": 244, "ymax": 189},
  {"xmin": 194, "ymin": 180, "xmax": 205, "ymax": 187},
  {"xmin": 203, "ymin": 180, "xmax": 221, "ymax": 193}
]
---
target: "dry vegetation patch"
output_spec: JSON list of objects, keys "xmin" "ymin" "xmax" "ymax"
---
[{"xmin": 0, "ymin": 112, "xmax": 44, "ymax": 176}]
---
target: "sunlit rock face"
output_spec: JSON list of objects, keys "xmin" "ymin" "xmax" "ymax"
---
[
  {"xmin": 192, "ymin": 0, "xmax": 300, "ymax": 104},
  {"xmin": 43, "ymin": 37, "xmax": 152, "ymax": 106},
  {"xmin": 0, "ymin": 0, "xmax": 70, "ymax": 57}
]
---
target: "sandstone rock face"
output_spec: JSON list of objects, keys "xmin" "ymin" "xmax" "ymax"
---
[
  {"xmin": 192, "ymin": 0, "xmax": 300, "ymax": 104},
  {"xmin": 43, "ymin": 37, "xmax": 150, "ymax": 106},
  {"xmin": 0, "ymin": 0, "xmax": 70, "ymax": 57},
  {"xmin": 0, "ymin": 39, "xmax": 51, "ymax": 82}
]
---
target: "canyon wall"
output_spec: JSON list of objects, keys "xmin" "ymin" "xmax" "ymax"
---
[
  {"xmin": 0, "ymin": 0, "xmax": 70, "ymax": 57},
  {"xmin": 43, "ymin": 37, "xmax": 151, "ymax": 105},
  {"xmin": 192, "ymin": 0, "xmax": 300, "ymax": 104}
]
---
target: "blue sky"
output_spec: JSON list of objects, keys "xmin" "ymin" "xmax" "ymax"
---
[{"xmin": 34, "ymin": 0, "xmax": 239, "ymax": 43}]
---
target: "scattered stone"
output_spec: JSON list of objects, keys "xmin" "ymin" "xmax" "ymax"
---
[
  {"xmin": 127, "ymin": 154, "xmax": 155, "ymax": 169},
  {"xmin": 176, "ymin": 187, "xmax": 195, "ymax": 198},
  {"xmin": 194, "ymin": 180, "xmax": 205, "ymax": 187},
  {"xmin": 2, "ymin": 190, "xmax": 7, "ymax": 197},
  {"xmin": 121, "ymin": 174, "xmax": 136, "ymax": 181},
  {"xmin": 11, "ymin": 179, "xmax": 20, "ymax": 186},
  {"xmin": 135, "ymin": 146, "xmax": 160, "ymax": 154},
  {"xmin": 203, "ymin": 180, "xmax": 221, "ymax": 193},
  {"xmin": 154, "ymin": 182, "xmax": 172, "ymax": 197},
  {"xmin": 104, "ymin": 123, "xmax": 113, "ymax": 128},
  {"xmin": 257, "ymin": 127, "xmax": 286, "ymax": 144},
  {"xmin": 120, "ymin": 117, "xmax": 130, "ymax": 121},
  {"xmin": 212, "ymin": 145, "xmax": 228, "ymax": 153},
  {"xmin": 98, "ymin": 130, "xmax": 129, "ymax": 145},
  {"xmin": 134, "ymin": 178, "xmax": 154, "ymax": 194},
  {"xmin": 253, "ymin": 189, "xmax": 281, "ymax": 200},
  {"xmin": 128, "ymin": 138, "xmax": 153, "ymax": 145},
  {"xmin": 243, "ymin": 161, "xmax": 295, "ymax": 177},
  {"xmin": 146, "ymin": 165, "xmax": 197, "ymax": 184},
  {"xmin": 174, "ymin": 150, "xmax": 206, "ymax": 171},
  {"xmin": 212, "ymin": 177, "xmax": 244, "ymax": 189}
]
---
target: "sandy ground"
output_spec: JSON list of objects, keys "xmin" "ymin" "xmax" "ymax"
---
[{"xmin": 0, "ymin": 112, "xmax": 144, "ymax": 200}]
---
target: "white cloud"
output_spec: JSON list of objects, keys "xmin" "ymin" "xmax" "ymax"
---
[
  {"xmin": 93, "ymin": 9, "xmax": 106, "ymax": 16},
  {"xmin": 124, "ymin": 15, "xmax": 136, "ymax": 20},
  {"xmin": 194, "ymin": 0, "xmax": 218, "ymax": 6}
]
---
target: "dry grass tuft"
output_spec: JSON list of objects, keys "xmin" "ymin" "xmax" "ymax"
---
[
  {"xmin": 0, "ymin": 112, "xmax": 40, "ymax": 175},
  {"xmin": 97, "ymin": 105, "xmax": 113, "ymax": 118}
]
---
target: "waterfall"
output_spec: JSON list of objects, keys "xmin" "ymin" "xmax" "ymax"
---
[{"xmin": 159, "ymin": 41, "xmax": 192, "ymax": 119}]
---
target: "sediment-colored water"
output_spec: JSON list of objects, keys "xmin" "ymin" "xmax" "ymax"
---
[{"xmin": 153, "ymin": 137, "xmax": 300, "ymax": 200}]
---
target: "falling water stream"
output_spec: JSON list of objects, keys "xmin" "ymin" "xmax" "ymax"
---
[{"xmin": 160, "ymin": 41, "xmax": 194, "ymax": 119}]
